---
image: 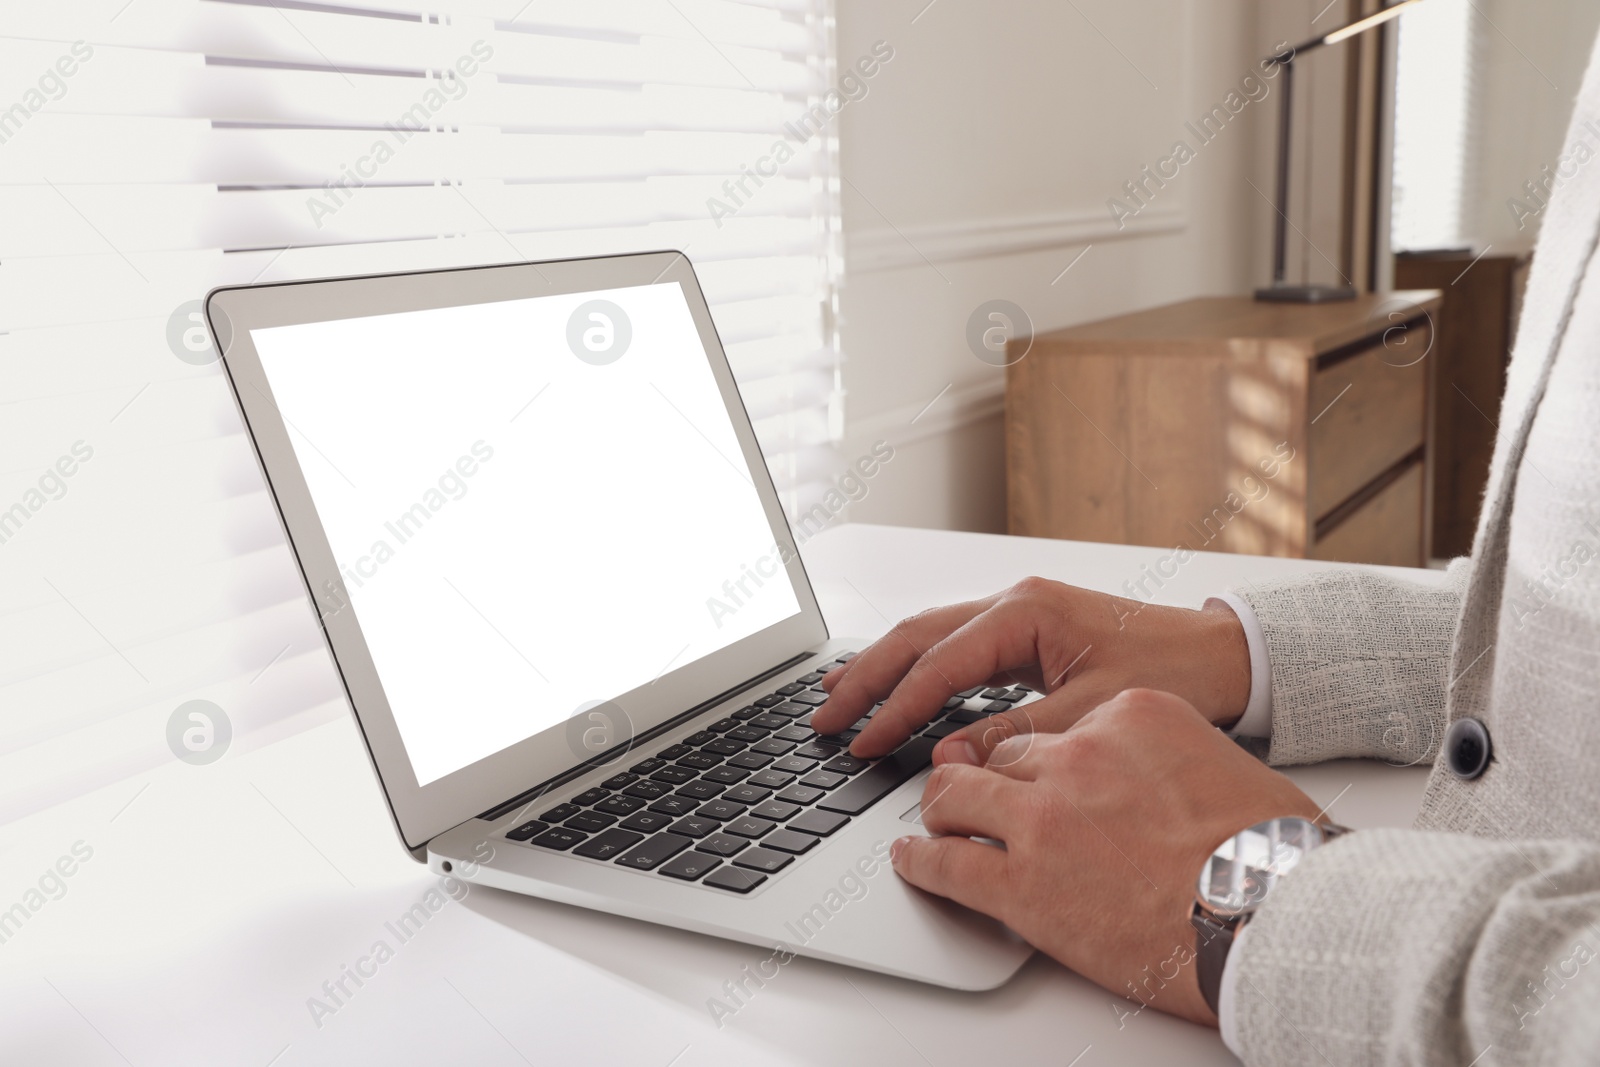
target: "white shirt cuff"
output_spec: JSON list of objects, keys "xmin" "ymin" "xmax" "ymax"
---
[
  {"xmin": 1218, "ymin": 921, "xmax": 1252, "ymax": 1056},
  {"xmin": 1208, "ymin": 592, "xmax": 1272, "ymax": 738}
]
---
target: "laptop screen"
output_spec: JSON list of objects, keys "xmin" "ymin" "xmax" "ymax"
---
[{"xmin": 249, "ymin": 281, "xmax": 802, "ymax": 786}]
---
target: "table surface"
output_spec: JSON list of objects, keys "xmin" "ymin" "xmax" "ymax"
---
[{"xmin": 0, "ymin": 523, "xmax": 1445, "ymax": 1067}]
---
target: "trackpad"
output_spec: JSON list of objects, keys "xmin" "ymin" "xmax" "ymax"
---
[{"xmin": 899, "ymin": 801, "xmax": 923, "ymax": 825}]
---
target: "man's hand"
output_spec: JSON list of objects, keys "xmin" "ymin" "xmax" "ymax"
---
[
  {"xmin": 810, "ymin": 577, "xmax": 1252, "ymax": 761},
  {"xmin": 890, "ymin": 688, "xmax": 1323, "ymax": 1026}
]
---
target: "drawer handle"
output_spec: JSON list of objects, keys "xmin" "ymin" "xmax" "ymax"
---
[
  {"xmin": 1315, "ymin": 315, "xmax": 1430, "ymax": 371},
  {"xmin": 1314, "ymin": 446, "xmax": 1425, "ymax": 540}
]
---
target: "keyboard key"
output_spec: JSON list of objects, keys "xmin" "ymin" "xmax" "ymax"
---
[
  {"xmin": 754, "ymin": 694, "xmax": 785, "ymax": 707},
  {"xmin": 770, "ymin": 702, "xmax": 810, "ymax": 718},
  {"xmin": 722, "ymin": 784, "xmax": 772, "ymax": 805},
  {"xmin": 798, "ymin": 672, "xmax": 826, "ymax": 685},
  {"xmin": 835, "ymin": 650, "xmax": 858, "ymax": 661},
  {"xmin": 981, "ymin": 688, "xmax": 1011, "ymax": 700},
  {"xmin": 600, "ymin": 772, "xmax": 638, "ymax": 790},
  {"xmin": 773, "ymin": 725, "xmax": 813, "ymax": 743},
  {"xmin": 656, "ymin": 744, "xmax": 692, "ymax": 761},
  {"xmin": 727, "ymin": 752, "xmax": 773, "ymax": 771},
  {"xmin": 629, "ymin": 758, "xmax": 666, "ymax": 774},
  {"xmin": 621, "ymin": 810, "xmax": 675, "ymax": 833},
  {"xmin": 771, "ymin": 756, "xmax": 817, "ymax": 774},
  {"xmin": 529, "ymin": 827, "xmax": 586, "ymax": 851},
  {"xmin": 776, "ymin": 683, "xmax": 807, "ymax": 696},
  {"xmin": 571, "ymin": 788, "xmax": 610, "ymax": 807},
  {"xmin": 704, "ymin": 866, "xmax": 767, "ymax": 893},
  {"xmin": 752, "ymin": 738, "xmax": 796, "ymax": 756},
  {"xmin": 616, "ymin": 833, "xmax": 693, "ymax": 871},
  {"xmin": 650, "ymin": 765, "xmax": 697, "ymax": 785},
  {"xmin": 922, "ymin": 721, "xmax": 960, "ymax": 739},
  {"xmin": 505, "ymin": 819, "xmax": 549, "ymax": 841},
  {"xmin": 788, "ymin": 809, "xmax": 850, "ymax": 836},
  {"xmin": 708, "ymin": 718, "xmax": 741, "ymax": 733},
  {"xmin": 702, "ymin": 738, "xmax": 745, "ymax": 757},
  {"xmin": 676, "ymin": 780, "xmax": 724, "ymax": 801},
  {"xmin": 749, "ymin": 799, "xmax": 801, "ymax": 822},
  {"xmin": 565, "ymin": 810, "xmax": 617, "ymax": 833},
  {"xmin": 696, "ymin": 833, "xmax": 750, "ymax": 857},
  {"xmin": 648, "ymin": 796, "xmax": 696, "ymax": 817},
  {"xmin": 818, "ymin": 737, "xmax": 936, "ymax": 816},
  {"xmin": 594, "ymin": 794, "xmax": 645, "ymax": 816},
  {"xmin": 748, "ymin": 769, "xmax": 796, "ymax": 789},
  {"xmin": 822, "ymin": 755, "xmax": 869, "ymax": 776},
  {"xmin": 982, "ymin": 701, "xmax": 1012, "ymax": 714},
  {"xmin": 730, "ymin": 705, "xmax": 762, "ymax": 720},
  {"xmin": 749, "ymin": 713, "xmax": 789, "ymax": 730},
  {"xmin": 701, "ymin": 766, "xmax": 750, "ymax": 785},
  {"xmin": 659, "ymin": 851, "xmax": 723, "ymax": 881},
  {"xmin": 993, "ymin": 690, "xmax": 1026, "ymax": 703},
  {"xmin": 733, "ymin": 848, "xmax": 794, "ymax": 873},
  {"xmin": 801, "ymin": 770, "xmax": 847, "ymax": 790},
  {"xmin": 942, "ymin": 696, "xmax": 967, "ymax": 710},
  {"xmin": 794, "ymin": 741, "xmax": 844, "ymax": 761},
  {"xmin": 668, "ymin": 815, "xmax": 720, "ymax": 839},
  {"xmin": 623, "ymin": 780, "xmax": 672, "ymax": 800},
  {"xmin": 726, "ymin": 816, "xmax": 776, "ymax": 838},
  {"xmin": 789, "ymin": 692, "xmax": 828, "ymax": 706},
  {"xmin": 683, "ymin": 730, "xmax": 718, "ymax": 747},
  {"xmin": 696, "ymin": 799, "xmax": 746, "ymax": 821},
  {"xmin": 574, "ymin": 828, "xmax": 644, "ymax": 860},
  {"xmin": 957, "ymin": 687, "xmax": 983, "ymax": 699},
  {"xmin": 776, "ymin": 785, "xmax": 825, "ymax": 805},
  {"xmin": 947, "ymin": 708, "xmax": 984, "ymax": 725},
  {"xmin": 675, "ymin": 752, "xmax": 720, "ymax": 771},
  {"xmin": 761, "ymin": 829, "xmax": 819, "ymax": 855},
  {"xmin": 538, "ymin": 803, "xmax": 581, "ymax": 823},
  {"xmin": 726, "ymin": 726, "xmax": 767, "ymax": 743}
]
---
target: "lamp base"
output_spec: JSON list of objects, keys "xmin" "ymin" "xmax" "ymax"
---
[{"xmin": 1254, "ymin": 283, "xmax": 1358, "ymax": 303}]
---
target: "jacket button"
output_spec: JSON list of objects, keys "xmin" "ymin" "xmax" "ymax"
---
[{"xmin": 1445, "ymin": 717, "xmax": 1492, "ymax": 780}]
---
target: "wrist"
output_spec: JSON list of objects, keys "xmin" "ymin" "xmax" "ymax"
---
[{"xmin": 1195, "ymin": 599, "xmax": 1252, "ymax": 728}]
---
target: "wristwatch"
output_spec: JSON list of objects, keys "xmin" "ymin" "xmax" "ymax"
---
[{"xmin": 1190, "ymin": 815, "xmax": 1350, "ymax": 1016}]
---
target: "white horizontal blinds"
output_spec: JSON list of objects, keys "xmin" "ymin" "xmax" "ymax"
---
[
  {"xmin": 0, "ymin": 0, "xmax": 841, "ymax": 822},
  {"xmin": 1391, "ymin": 1, "xmax": 1479, "ymax": 250}
]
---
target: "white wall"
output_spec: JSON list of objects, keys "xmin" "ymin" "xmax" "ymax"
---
[{"xmin": 831, "ymin": 0, "xmax": 1278, "ymax": 533}]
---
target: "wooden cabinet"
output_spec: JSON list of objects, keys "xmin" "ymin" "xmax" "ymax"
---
[
  {"xmin": 1005, "ymin": 291, "xmax": 1443, "ymax": 566},
  {"xmin": 1394, "ymin": 250, "xmax": 1530, "ymax": 557}
]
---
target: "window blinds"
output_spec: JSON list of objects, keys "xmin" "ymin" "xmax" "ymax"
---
[
  {"xmin": 0, "ymin": 0, "xmax": 842, "ymax": 822},
  {"xmin": 1391, "ymin": 0, "xmax": 1479, "ymax": 250}
]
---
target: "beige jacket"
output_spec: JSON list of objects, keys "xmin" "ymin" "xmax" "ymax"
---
[{"xmin": 1228, "ymin": 28, "xmax": 1600, "ymax": 1067}]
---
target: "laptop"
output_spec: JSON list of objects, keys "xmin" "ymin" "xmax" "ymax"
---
[{"xmin": 207, "ymin": 251, "xmax": 1034, "ymax": 990}]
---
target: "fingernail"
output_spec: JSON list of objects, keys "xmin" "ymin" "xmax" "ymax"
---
[
  {"xmin": 941, "ymin": 741, "xmax": 979, "ymax": 766},
  {"xmin": 890, "ymin": 837, "xmax": 911, "ymax": 865}
]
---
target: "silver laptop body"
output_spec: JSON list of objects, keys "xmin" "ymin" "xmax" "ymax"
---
[{"xmin": 208, "ymin": 251, "xmax": 1032, "ymax": 990}]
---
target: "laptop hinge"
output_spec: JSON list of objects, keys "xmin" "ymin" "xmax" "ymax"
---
[{"xmin": 475, "ymin": 649, "xmax": 821, "ymax": 825}]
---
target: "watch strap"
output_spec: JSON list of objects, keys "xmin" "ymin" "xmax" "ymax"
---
[{"xmin": 1190, "ymin": 907, "xmax": 1235, "ymax": 1017}]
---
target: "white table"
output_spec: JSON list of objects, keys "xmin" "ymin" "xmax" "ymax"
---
[{"xmin": 0, "ymin": 524, "xmax": 1441, "ymax": 1066}]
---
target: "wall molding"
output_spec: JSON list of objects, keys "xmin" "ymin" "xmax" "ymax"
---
[
  {"xmin": 847, "ymin": 202, "xmax": 1187, "ymax": 274},
  {"xmin": 848, "ymin": 377, "xmax": 1005, "ymax": 449}
]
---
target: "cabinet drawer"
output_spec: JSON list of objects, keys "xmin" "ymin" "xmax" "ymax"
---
[
  {"xmin": 1309, "ymin": 459, "xmax": 1424, "ymax": 566},
  {"xmin": 1308, "ymin": 323, "xmax": 1430, "ymax": 519}
]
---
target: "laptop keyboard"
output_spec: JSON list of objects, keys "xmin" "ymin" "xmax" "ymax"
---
[{"xmin": 501, "ymin": 652, "xmax": 1034, "ymax": 894}]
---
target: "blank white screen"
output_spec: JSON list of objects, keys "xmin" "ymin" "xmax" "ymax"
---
[{"xmin": 250, "ymin": 282, "xmax": 801, "ymax": 785}]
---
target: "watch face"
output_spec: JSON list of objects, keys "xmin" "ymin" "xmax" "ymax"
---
[{"xmin": 1196, "ymin": 816, "xmax": 1325, "ymax": 919}]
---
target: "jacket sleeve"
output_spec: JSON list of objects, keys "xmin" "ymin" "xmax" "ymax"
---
[
  {"xmin": 1232, "ymin": 827, "xmax": 1600, "ymax": 1066},
  {"xmin": 1229, "ymin": 559, "xmax": 1470, "ymax": 767}
]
